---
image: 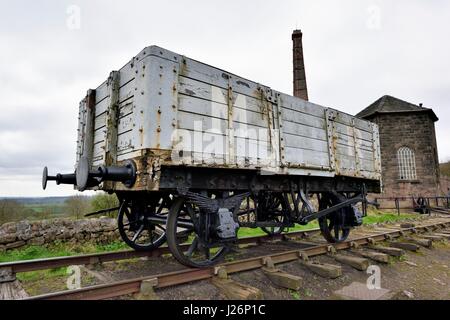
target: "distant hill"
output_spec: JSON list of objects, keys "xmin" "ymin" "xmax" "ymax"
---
[
  {"xmin": 441, "ymin": 161, "xmax": 450, "ymax": 177},
  {"xmin": 0, "ymin": 196, "xmax": 71, "ymax": 205}
]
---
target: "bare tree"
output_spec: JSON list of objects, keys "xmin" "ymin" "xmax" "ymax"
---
[
  {"xmin": 0, "ymin": 200, "xmax": 32, "ymax": 224},
  {"xmin": 64, "ymin": 195, "xmax": 91, "ymax": 219},
  {"xmin": 90, "ymin": 193, "xmax": 120, "ymax": 218}
]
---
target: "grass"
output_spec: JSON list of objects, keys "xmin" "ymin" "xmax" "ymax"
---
[
  {"xmin": 289, "ymin": 289, "xmax": 301, "ymax": 300},
  {"xmin": 363, "ymin": 208, "xmax": 419, "ymax": 225},
  {"xmin": 237, "ymin": 221, "xmax": 319, "ymax": 238},
  {"xmin": 0, "ymin": 240, "xmax": 129, "ymax": 282}
]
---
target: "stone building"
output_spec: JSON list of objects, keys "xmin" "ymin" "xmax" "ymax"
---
[{"xmin": 356, "ymin": 95, "xmax": 440, "ymax": 196}]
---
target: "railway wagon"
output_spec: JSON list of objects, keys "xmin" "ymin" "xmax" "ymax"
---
[{"xmin": 43, "ymin": 46, "xmax": 382, "ymax": 267}]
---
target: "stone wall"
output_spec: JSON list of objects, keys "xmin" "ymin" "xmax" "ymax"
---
[
  {"xmin": 0, "ymin": 218, "xmax": 120, "ymax": 252},
  {"xmin": 369, "ymin": 112, "xmax": 440, "ymax": 197}
]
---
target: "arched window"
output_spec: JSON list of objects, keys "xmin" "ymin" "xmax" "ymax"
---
[{"xmin": 397, "ymin": 147, "xmax": 417, "ymax": 180}]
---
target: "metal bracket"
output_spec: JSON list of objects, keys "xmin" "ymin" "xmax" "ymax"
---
[
  {"xmin": 384, "ymin": 234, "xmax": 393, "ymax": 241},
  {"xmin": 324, "ymin": 109, "xmax": 337, "ymax": 171},
  {"xmin": 298, "ymin": 251, "xmax": 309, "ymax": 262},
  {"xmin": 262, "ymin": 256, "xmax": 276, "ymax": 270},
  {"xmin": 327, "ymin": 246, "xmax": 337, "ymax": 255},
  {"xmin": 350, "ymin": 241, "xmax": 359, "ymax": 249},
  {"xmin": 299, "ymin": 196, "xmax": 364, "ymax": 224},
  {"xmin": 214, "ymin": 266, "xmax": 228, "ymax": 279}
]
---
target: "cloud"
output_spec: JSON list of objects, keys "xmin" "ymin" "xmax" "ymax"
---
[{"xmin": 0, "ymin": 0, "xmax": 449, "ymax": 196}]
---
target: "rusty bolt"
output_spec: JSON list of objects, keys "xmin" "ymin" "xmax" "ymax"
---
[
  {"xmin": 158, "ymin": 109, "xmax": 162, "ymax": 114},
  {"xmin": 157, "ymin": 128, "xmax": 161, "ymax": 133}
]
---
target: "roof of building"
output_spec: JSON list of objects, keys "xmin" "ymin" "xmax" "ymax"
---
[{"xmin": 356, "ymin": 95, "xmax": 438, "ymax": 121}]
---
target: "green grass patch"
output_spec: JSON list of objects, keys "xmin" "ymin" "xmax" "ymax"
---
[
  {"xmin": 238, "ymin": 221, "xmax": 319, "ymax": 238},
  {"xmin": 0, "ymin": 240, "xmax": 129, "ymax": 281},
  {"xmin": 289, "ymin": 289, "xmax": 301, "ymax": 300},
  {"xmin": 363, "ymin": 209, "xmax": 419, "ymax": 225},
  {"xmin": 0, "ymin": 240, "xmax": 130, "ymax": 264}
]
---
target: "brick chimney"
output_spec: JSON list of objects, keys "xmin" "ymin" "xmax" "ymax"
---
[{"xmin": 292, "ymin": 30, "xmax": 309, "ymax": 101}]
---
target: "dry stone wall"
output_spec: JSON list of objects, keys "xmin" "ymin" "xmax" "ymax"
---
[{"xmin": 0, "ymin": 218, "xmax": 120, "ymax": 252}]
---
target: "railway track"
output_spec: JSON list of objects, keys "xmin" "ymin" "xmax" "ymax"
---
[
  {"xmin": 12, "ymin": 217, "xmax": 449, "ymax": 300},
  {"xmin": 0, "ymin": 229, "xmax": 319, "ymax": 280}
]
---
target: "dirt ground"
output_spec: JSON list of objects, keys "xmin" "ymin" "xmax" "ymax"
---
[{"xmin": 16, "ymin": 215, "xmax": 450, "ymax": 300}]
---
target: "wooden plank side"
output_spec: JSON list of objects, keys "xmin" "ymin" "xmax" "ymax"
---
[
  {"xmin": 335, "ymin": 153, "xmax": 357, "ymax": 171},
  {"xmin": 335, "ymin": 112, "xmax": 373, "ymax": 133},
  {"xmin": 179, "ymin": 92, "xmax": 269, "ymax": 129},
  {"xmin": 282, "ymin": 121, "xmax": 327, "ymax": 141},
  {"xmin": 335, "ymin": 143, "xmax": 373, "ymax": 160},
  {"xmin": 279, "ymin": 95, "xmax": 325, "ymax": 118},
  {"xmin": 360, "ymin": 158, "xmax": 375, "ymax": 171},
  {"xmin": 118, "ymin": 113, "xmax": 134, "ymax": 135},
  {"xmin": 181, "ymin": 57, "xmax": 265, "ymax": 100},
  {"xmin": 177, "ymin": 110, "xmax": 271, "ymax": 143},
  {"xmin": 178, "ymin": 95, "xmax": 228, "ymax": 120},
  {"xmin": 117, "ymin": 130, "xmax": 134, "ymax": 153},
  {"xmin": 334, "ymin": 122, "xmax": 372, "ymax": 141},
  {"xmin": 118, "ymin": 78, "xmax": 135, "ymax": 105},
  {"xmin": 235, "ymin": 137, "xmax": 272, "ymax": 165},
  {"xmin": 179, "ymin": 76, "xmax": 228, "ymax": 105},
  {"xmin": 284, "ymin": 133, "xmax": 329, "ymax": 153},
  {"xmin": 282, "ymin": 108, "xmax": 326, "ymax": 130},
  {"xmin": 94, "ymin": 81, "xmax": 109, "ymax": 105},
  {"xmin": 94, "ymin": 112, "xmax": 107, "ymax": 130},
  {"xmin": 94, "ymin": 97, "xmax": 109, "ymax": 117},
  {"xmin": 284, "ymin": 147, "xmax": 330, "ymax": 168}
]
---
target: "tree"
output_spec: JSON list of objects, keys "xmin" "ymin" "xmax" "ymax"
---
[
  {"xmin": 37, "ymin": 205, "xmax": 58, "ymax": 220},
  {"xmin": 64, "ymin": 195, "xmax": 91, "ymax": 219},
  {"xmin": 440, "ymin": 161, "xmax": 450, "ymax": 177},
  {"xmin": 90, "ymin": 193, "xmax": 120, "ymax": 218},
  {"xmin": 0, "ymin": 200, "xmax": 32, "ymax": 225}
]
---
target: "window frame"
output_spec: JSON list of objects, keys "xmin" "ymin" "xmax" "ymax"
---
[{"xmin": 397, "ymin": 146, "xmax": 417, "ymax": 181}]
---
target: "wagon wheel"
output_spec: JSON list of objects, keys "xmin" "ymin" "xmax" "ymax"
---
[
  {"xmin": 318, "ymin": 192, "xmax": 350, "ymax": 243},
  {"xmin": 166, "ymin": 197, "xmax": 227, "ymax": 268},
  {"xmin": 257, "ymin": 193, "xmax": 288, "ymax": 236},
  {"xmin": 118, "ymin": 196, "xmax": 170, "ymax": 251}
]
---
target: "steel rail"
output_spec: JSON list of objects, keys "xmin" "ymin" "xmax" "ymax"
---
[
  {"xmin": 23, "ymin": 220, "xmax": 450, "ymax": 300},
  {"xmin": 0, "ymin": 229, "xmax": 320, "ymax": 274}
]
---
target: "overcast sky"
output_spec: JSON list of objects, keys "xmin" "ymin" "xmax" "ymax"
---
[{"xmin": 1, "ymin": 0, "xmax": 449, "ymax": 197}]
